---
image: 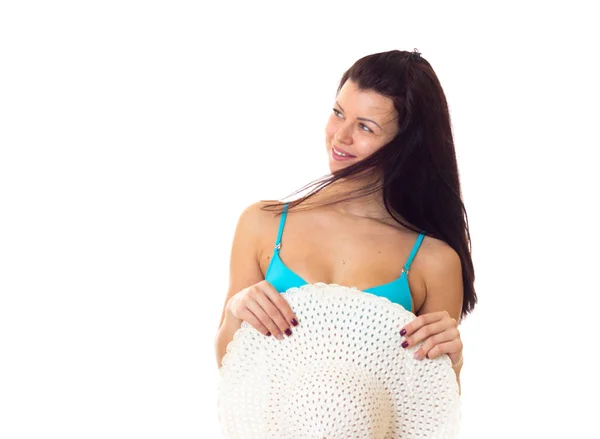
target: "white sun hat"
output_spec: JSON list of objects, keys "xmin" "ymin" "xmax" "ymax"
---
[{"xmin": 218, "ymin": 283, "xmax": 461, "ymax": 439}]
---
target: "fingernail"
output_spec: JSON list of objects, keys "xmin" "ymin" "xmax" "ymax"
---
[
  {"xmin": 291, "ymin": 318, "xmax": 298, "ymax": 326},
  {"xmin": 402, "ymin": 340, "xmax": 409, "ymax": 348},
  {"xmin": 414, "ymin": 351, "xmax": 422, "ymax": 360},
  {"xmin": 285, "ymin": 328, "xmax": 292, "ymax": 336},
  {"xmin": 400, "ymin": 329, "xmax": 407, "ymax": 336},
  {"xmin": 277, "ymin": 334, "xmax": 284, "ymax": 340},
  {"xmin": 266, "ymin": 332, "xmax": 271, "ymax": 337}
]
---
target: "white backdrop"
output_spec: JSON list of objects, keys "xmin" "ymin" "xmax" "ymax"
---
[{"xmin": 1, "ymin": 1, "xmax": 598, "ymax": 438}]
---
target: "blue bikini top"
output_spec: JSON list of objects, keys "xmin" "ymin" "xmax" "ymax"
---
[{"xmin": 264, "ymin": 203, "xmax": 425, "ymax": 313}]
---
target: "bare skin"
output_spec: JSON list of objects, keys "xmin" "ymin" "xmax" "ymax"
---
[
  {"xmin": 216, "ymin": 79, "xmax": 464, "ymax": 389},
  {"xmin": 253, "ymin": 78, "xmax": 433, "ymax": 313},
  {"xmin": 256, "ymin": 192, "xmax": 430, "ymax": 315}
]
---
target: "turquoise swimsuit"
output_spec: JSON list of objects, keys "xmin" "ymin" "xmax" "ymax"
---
[{"xmin": 264, "ymin": 203, "xmax": 425, "ymax": 313}]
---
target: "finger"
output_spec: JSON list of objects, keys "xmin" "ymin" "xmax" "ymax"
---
[
  {"xmin": 259, "ymin": 281, "xmax": 299, "ymax": 329},
  {"xmin": 417, "ymin": 331, "xmax": 462, "ymax": 359},
  {"xmin": 415, "ymin": 328, "xmax": 460, "ymax": 359},
  {"xmin": 245, "ymin": 298, "xmax": 285, "ymax": 340},
  {"xmin": 423, "ymin": 340, "xmax": 462, "ymax": 360},
  {"xmin": 402, "ymin": 318, "xmax": 456, "ymax": 348},
  {"xmin": 253, "ymin": 282, "xmax": 296, "ymax": 337},
  {"xmin": 400, "ymin": 311, "xmax": 448, "ymax": 337},
  {"xmin": 236, "ymin": 300, "xmax": 272, "ymax": 337}
]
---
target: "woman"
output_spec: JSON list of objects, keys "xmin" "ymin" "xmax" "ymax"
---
[{"xmin": 214, "ymin": 49, "xmax": 477, "ymax": 394}]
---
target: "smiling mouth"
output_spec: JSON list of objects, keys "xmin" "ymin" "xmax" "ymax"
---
[{"xmin": 332, "ymin": 146, "xmax": 355, "ymax": 158}]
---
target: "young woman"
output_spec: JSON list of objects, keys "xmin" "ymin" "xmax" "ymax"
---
[{"xmin": 214, "ymin": 49, "xmax": 477, "ymax": 393}]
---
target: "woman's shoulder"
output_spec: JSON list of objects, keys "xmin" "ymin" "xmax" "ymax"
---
[
  {"xmin": 233, "ymin": 199, "xmax": 287, "ymax": 241},
  {"xmin": 411, "ymin": 233, "xmax": 461, "ymax": 280},
  {"xmin": 237, "ymin": 199, "xmax": 285, "ymax": 223},
  {"xmin": 418, "ymin": 234, "xmax": 457, "ymax": 257}
]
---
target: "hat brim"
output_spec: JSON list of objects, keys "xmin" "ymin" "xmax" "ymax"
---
[{"xmin": 218, "ymin": 283, "xmax": 461, "ymax": 438}]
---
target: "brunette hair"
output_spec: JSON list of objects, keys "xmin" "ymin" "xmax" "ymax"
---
[{"xmin": 262, "ymin": 49, "xmax": 477, "ymax": 320}]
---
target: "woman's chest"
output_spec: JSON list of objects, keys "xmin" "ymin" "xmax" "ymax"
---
[{"xmin": 258, "ymin": 214, "xmax": 428, "ymax": 312}]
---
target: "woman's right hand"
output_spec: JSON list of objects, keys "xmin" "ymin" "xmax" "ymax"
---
[{"xmin": 226, "ymin": 280, "xmax": 299, "ymax": 340}]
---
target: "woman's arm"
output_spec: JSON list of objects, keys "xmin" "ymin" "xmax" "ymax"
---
[
  {"xmin": 399, "ymin": 239, "xmax": 464, "ymax": 392},
  {"xmin": 215, "ymin": 305, "xmax": 244, "ymax": 369},
  {"xmin": 214, "ymin": 201, "xmax": 273, "ymax": 369},
  {"xmin": 452, "ymin": 356, "xmax": 463, "ymax": 395}
]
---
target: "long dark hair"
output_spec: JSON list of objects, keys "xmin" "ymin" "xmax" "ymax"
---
[{"xmin": 262, "ymin": 49, "xmax": 477, "ymax": 321}]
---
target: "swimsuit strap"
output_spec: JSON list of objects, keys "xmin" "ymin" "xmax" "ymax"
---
[
  {"xmin": 274, "ymin": 203, "xmax": 290, "ymax": 251},
  {"xmin": 403, "ymin": 232, "xmax": 425, "ymax": 274}
]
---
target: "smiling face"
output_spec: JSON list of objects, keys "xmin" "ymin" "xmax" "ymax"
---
[{"xmin": 325, "ymin": 79, "xmax": 399, "ymax": 173}]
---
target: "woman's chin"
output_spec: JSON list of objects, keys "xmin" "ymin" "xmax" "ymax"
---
[
  {"xmin": 328, "ymin": 160, "xmax": 347, "ymax": 174},
  {"xmin": 328, "ymin": 150, "xmax": 356, "ymax": 173}
]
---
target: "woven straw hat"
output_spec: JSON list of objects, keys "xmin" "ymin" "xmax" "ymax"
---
[{"xmin": 218, "ymin": 283, "xmax": 461, "ymax": 438}]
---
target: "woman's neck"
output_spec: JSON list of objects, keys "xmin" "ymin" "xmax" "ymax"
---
[{"xmin": 316, "ymin": 177, "xmax": 389, "ymax": 220}]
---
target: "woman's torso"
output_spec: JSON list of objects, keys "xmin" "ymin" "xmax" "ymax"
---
[{"xmin": 257, "ymin": 201, "xmax": 429, "ymax": 314}]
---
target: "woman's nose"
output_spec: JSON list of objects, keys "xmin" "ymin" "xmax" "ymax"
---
[{"xmin": 334, "ymin": 122, "xmax": 353, "ymax": 144}]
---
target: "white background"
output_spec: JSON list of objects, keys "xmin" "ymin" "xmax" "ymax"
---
[{"xmin": 1, "ymin": 1, "xmax": 598, "ymax": 438}]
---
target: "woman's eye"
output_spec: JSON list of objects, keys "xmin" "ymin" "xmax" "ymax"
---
[{"xmin": 332, "ymin": 109, "xmax": 371, "ymax": 133}]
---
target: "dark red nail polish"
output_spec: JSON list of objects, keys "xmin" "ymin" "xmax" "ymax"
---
[
  {"xmin": 291, "ymin": 318, "xmax": 298, "ymax": 326},
  {"xmin": 266, "ymin": 332, "xmax": 271, "ymax": 337},
  {"xmin": 400, "ymin": 329, "xmax": 407, "ymax": 336},
  {"xmin": 402, "ymin": 340, "xmax": 409, "ymax": 348},
  {"xmin": 285, "ymin": 328, "xmax": 292, "ymax": 336}
]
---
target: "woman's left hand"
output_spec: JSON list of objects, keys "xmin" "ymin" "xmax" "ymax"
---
[{"xmin": 399, "ymin": 311, "xmax": 463, "ymax": 368}]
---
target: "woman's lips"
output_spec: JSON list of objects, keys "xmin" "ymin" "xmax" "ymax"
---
[{"xmin": 331, "ymin": 146, "xmax": 356, "ymax": 161}]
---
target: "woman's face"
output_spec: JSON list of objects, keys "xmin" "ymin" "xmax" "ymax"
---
[{"xmin": 325, "ymin": 79, "xmax": 399, "ymax": 173}]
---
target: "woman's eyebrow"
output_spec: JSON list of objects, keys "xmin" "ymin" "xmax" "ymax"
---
[{"xmin": 335, "ymin": 101, "xmax": 382, "ymax": 131}]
